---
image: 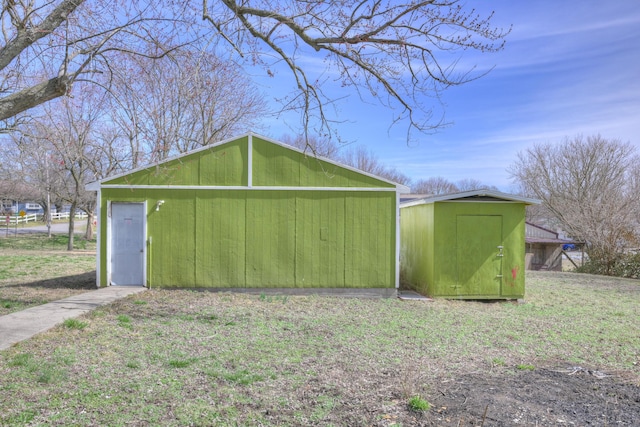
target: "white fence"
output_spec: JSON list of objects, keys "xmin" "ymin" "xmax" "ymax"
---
[{"xmin": 4, "ymin": 212, "xmax": 88, "ymax": 226}]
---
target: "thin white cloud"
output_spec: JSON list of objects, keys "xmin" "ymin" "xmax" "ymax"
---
[{"xmin": 254, "ymin": 1, "xmax": 640, "ymax": 191}]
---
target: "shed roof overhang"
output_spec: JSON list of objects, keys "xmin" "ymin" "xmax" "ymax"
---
[
  {"xmin": 525, "ymin": 237, "xmax": 576, "ymax": 245},
  {"xmin": 400, "ymin": 189, "xmax": 541, "ymax": 208}
]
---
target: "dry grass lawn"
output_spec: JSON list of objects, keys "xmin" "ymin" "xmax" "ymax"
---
[{"xmin": 0, "ymin": 235, "xmax": 638, "ymax": 426}]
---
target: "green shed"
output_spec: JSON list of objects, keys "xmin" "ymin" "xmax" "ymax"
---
[
  {"xmin": 400, "ymin": 190, "xmax": 539, "ymax": 299},
  {"xmin": 89, "ymin": 133, "xmax": 409, "ymax": 296}
]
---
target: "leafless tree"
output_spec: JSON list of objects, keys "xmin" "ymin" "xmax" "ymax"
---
[
  {"xmin": 2, "ymin": 1, "xmax": 509, "ymax": 142},
  {"xmin": 6, "ymin": 85, "xmax": 128, "ymax": 247},
  {"xmin": 205, "ymin": 0, "xmax": 510, "ymax": 142},
  {"xmin": 456, "ymin": 178, "xmax": 497, "ymax": 192},
  {"xmin": 280, "ymin": 134, "xmax": 344, "ymax": 159},
  {"xmin": 107, "ymin": 49, "xmax": 266, "ymax": 164},
  {"xmin": 0, "ymin": 0, "xmax": 193, "ymax": 123},
  {"xmin": 411, "ymin": 176, "xmax": 496, "ymax": 195},
  {"xmin": 0, "ymin": 132, "xmax": 68, "ymax": 235},
  {"xmin": 339, "ymin": 145, "xmax": 410, "ymax": 185},
  {"xmin": 509, "ymin": 135, "xmax": 640, "ymax": 273},
  {"xmin": 412, "ymin": 176, "xmax": 458, "ymax": 195}
]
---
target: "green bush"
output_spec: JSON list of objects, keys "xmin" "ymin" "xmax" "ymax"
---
[
  {"xmin": 576, "ymin": 252, "xmax": 640, "ymax": 279},
  {"xmin": 408, "ymin": 395, "xmax": 430, "ymax": 412}
]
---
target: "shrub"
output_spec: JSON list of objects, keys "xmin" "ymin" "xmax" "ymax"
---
[
  {"xmin": 577, "ymin": 252, "xmax": 640, "ymax": 279},
  {"xmin": 63, "ymin": 318, "xmax": 88, "ymax": 329},
  {"xmin": 408, "ymin": 395, "xmax": 430, "ymax": 412}
]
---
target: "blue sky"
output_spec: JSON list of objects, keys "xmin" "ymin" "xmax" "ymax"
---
[{"xmin": 253, "ymin": 1, "xmax": 640, "ymax": 191}]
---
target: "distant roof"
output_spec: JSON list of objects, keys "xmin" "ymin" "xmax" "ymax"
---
[
  {"xmin": 525, "ymin": 221, "xmax": 558, "ymax": 235},
  {"xmin": 525, "ymin": 237, "xmax": 576, "ymax": 245},
  {"xmin": 400, "ymin": 189, "xmax": 541, "ymax": 207},
  {"xmin": 399, "ymin": 194, "xmax": 429, "ymax": 203},
  {"xmin": 525, "ymin": 222, "xmax": 578, "ymax": 244}
]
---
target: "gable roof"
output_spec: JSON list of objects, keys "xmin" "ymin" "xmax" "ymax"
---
[
  {"xmin": 525, "ymin": 222, "xmax": 576, "ymax": 244},
  {"xmin": 88, "ymin": 132, "xmax": 410, "ymax": 192},
  {"xmin": 526, "ymin": 221, "xmax": 558, "ymax": 238},
  {"xmin": 400, "ymin": 189, "xmax": 541, "ymax": 208}
]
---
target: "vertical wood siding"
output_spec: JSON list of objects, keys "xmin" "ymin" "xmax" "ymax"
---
[
  {"xmin": 245, "ymin": 191, "xmax": 297, "ymax": 287},
  {"xmin": 195, "ymin": 191, "xmax": 246, "ymax": 285},
  {"xmin": 150, "ymin": 190, "xmax": 196, "ymax": 286},
  {"xmin": 400, "ymin": 204, "xmax": 433, "ymax": 295},
  {"xmin": 100, "ymin": 189, "xmax": 395, "ymax": 288},
  {"xmin": 104, "ymin": 138, "xmax": 248, "ymax": 186},
  {"xmin": 295, "ymin": 193, "xmax": 346, "ymax": 287},
  {"xmin": 99, "ymin": 135, "xmax": 398, "ymax": 289},
  {"xmin": 251, "ymin": 136, "xmax": 395, "ymax": 188},
  {"xmin": 345, "ymin": 192, "xmax": 395, "ymax": 287},
  {"xmin": 401, "ymin": 201, "xmax": 525, "ymax": 298}
]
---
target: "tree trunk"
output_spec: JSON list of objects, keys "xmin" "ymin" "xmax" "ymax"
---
[
  {"xmin": 67, "ymin": 203, "xmax": 76, "ymax": 251},
  {"xmin": 85, "ymin": 212, "xmax": 94, "ymax": 240}
]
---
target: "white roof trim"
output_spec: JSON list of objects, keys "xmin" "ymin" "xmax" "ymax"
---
[
  {"xmin": 96, "ymin": 185, "xmax": 399, "ymax": 192},
  {"xmin": 87, "ymin": 131, "xmax": 410, "ymax": 193},
  {"xmin": 400, "ymin": 189, "xmax": 541, "ymax": 207},
  {"xmin": 86, "ymin": 181, "xmax": 100, "ymax": 191}
]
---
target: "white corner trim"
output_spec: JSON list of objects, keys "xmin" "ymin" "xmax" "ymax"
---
[
  {"xmin": 248, "ymin": 133, "xmax": 253, "ymax": 188},
  {"xmin": 395, "ymin": 191, "xmax": 401, "ymax": 289},
  {"xmin": 95, "ymin": 189, "xmax": 101, "ymax": 288}
]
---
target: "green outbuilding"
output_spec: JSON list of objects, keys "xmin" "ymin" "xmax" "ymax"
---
[
  {"xmin": 89, "ymin": 133, "xmax": 409, "ymax": 296},
  {"xmin": 400, "ymin": 190, "xmax": 540, "ymax": 299}
]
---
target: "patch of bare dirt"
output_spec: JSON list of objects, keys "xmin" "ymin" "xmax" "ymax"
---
[
  {"xmin": 418, "ymin": 367, "xmax": 639, "ymax": 426},
  {"xmin": 283, "ymin": 362, "xmax": 638, "ymax": 426},
  {"xmin": 257, "ymin": 362, "xmax": 639, "ymax": 426}
]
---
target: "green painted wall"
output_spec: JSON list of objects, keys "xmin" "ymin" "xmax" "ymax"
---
[
  {"xmin": 400, "ymin": 201, "xmax": 526, "ymax": 299},
  {"xmin": 98, "ymin": 135, "xmax": 397, "ymax": 289},
  {"xmin": 251, "ymin": 136, "xmax": 394, "ymax": 188},
  {"xmin": 344, "ymin": 192, "xmax": 396, "ymax": 287},
  {"xmin": 104, "ymin": 137, "xmax": 249, "ymax": 186},
  {"xmin": 195, "ymin": 191, "xmax": 247, "ymax": 286},
  {"xmin": 399, "ymin": 204, "xmax": 433, "ymax": 295}
]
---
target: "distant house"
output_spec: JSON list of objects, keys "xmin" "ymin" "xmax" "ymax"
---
[
  {"xmin": 0, "ymin": 199, "xmax": 15, "ymax": 214},
  {"xmin": 525, "ymin": 222, "xmax": 575, "ymax": 271},
  {"xmin": 0, "ymin": 200, "xmax": 76, "ymax": 216},
  {"xmin": 1, "ymin": 201, "xmax": 42, "ymax": 215}
]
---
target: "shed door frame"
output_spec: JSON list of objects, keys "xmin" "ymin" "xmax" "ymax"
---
[
  {"xmin": 107, "ymin": 201, "xmax": 147, "ymax": 286},
  {"xmin": 456, "ymin": 214, "xmax": 503, "ymax": 296}
]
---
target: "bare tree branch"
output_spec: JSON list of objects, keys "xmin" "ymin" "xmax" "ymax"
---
[
  {"xmin": 0, "ymin": 0, "xmax": 193, "ymax": 122},
  {"xmin": 1, "ymin": 1, "xmax": 508, "ymax": 143},
  {"xmin": 0, "ymin": 75, "xmax": 70, "ymax": 120},
  {"xmin": 0, "ymin": 0, "xmax": 84, "ymax": 70},
  {"xmin": 205, "ymin": 0, "xmax": 510, "ymax": 141},
  {"xmin": 509, "ymin": 135, "xmax": 640, "ymax": 273}
]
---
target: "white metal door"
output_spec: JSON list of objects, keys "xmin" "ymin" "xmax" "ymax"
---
[{"xmin": 110, "ymin": 203, "xmax": 145, "ymax": 286}]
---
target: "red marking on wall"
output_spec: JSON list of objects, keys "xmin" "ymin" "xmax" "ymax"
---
[{"xmin": 505, "ymin": 265, "xmax": 520, "ymax": 287}]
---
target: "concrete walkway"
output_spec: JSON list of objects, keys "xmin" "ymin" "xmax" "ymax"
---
[{"xmin": 0, "ymin": 286, "xmax": 147, "ymax": 351}]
